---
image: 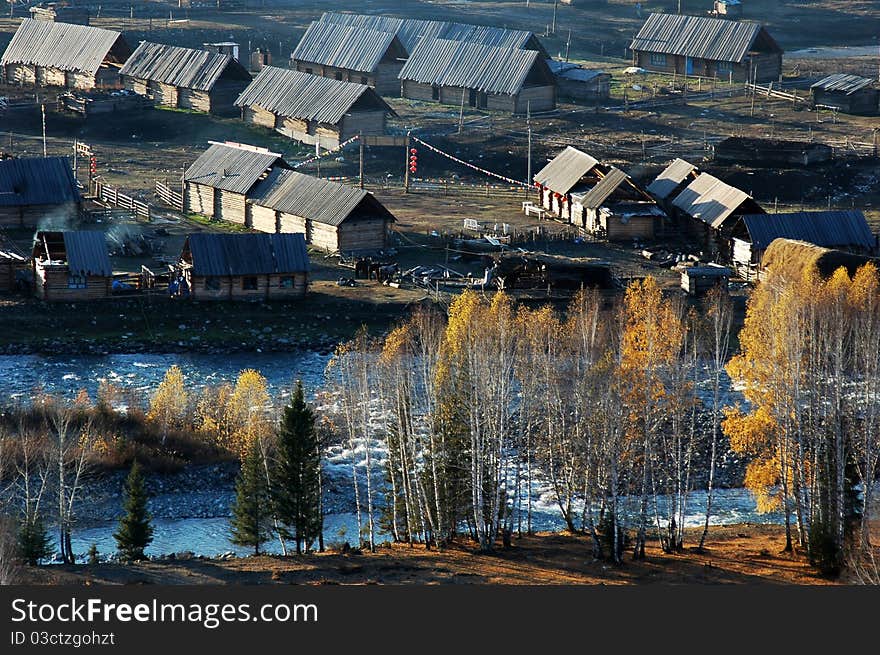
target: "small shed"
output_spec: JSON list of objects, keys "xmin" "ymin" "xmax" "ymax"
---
[
  {"xmin": 533, "ymin": 146, "xmax": 605, "ymax": 222},
  {"xmin": 399, "ymin": 38, "xmax": 556, "ymax": 114},
  {"xmin": 247, "ymin": 170, "xmax": 397, "ymax": 253},
  {"xmin": 290, "ymin": 21, "xmax": 408, "ymax": 96},
  {"xmin": 183, "ymin": 141, "xmax": 289, "ymax": 224},
  {"xmin": 119, "ymin": 42, "xmax": 252, "ymax": 115},
  {"xmin": 1, "ymin": 19, "xmax": 131, "ymax": 90},
  {"xmin": 570, "ymin": 167, "xmax": 662, "ymax": 241},
  {"xmin": 0, "ymin": 156, "xmax": 82, "ymax": 228},
  {"xmin": 178, "ymin": 232, "xmax": 309, "ymax": 301},
  {"xmin": 0, "ymin": 238, "xmax": 28, "ymax": 293},
  {"xmin": 235, "ymin": 67, "xmax": 397, "ymax": 149},
  {"xmin": 681, "ymin": 265, "xmax": 731, "ymax": 296},
  {"xmin": 811, "ymin": 74, "xmax": 879, "ymax": 115},
  {"xmin": 547, "ymin": 60, "xmax": 610, "ymax": 103},
  {"xmin": 714, "ymin": 137, "xmax": 832, "ymax": 167},
  {"xmin": 32, "ymin": 230, "xmax": 112, "ymax": 301}
]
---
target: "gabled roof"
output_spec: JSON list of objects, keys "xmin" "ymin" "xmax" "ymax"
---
[
  {"xmin": 235, "ymin": 67, "xmax": 396, "ymax": 124},
  {"xmin": 646, "ymin": 158, "xmax": 697, "ymax": 200},
  {"xmin": 811, "ymin": 73, "xmax": 876, "ymax": 95},
  {"xmin": 0, "ymin": 156, "xmax": 81, "ymax": 207},
  {"xmin": 533, "ymin": 147, "xmax": 600, "ymax": 195},
  {"xmin": 35, "ymin": 231, "xmax": 112, "ymax": 277},
  {"xmin": 399, "ymin": 38, "xmax": 546, "ymax": 95},
  {"xmin": 248, "ymin": 169, "xmax": 395, "ymax": 227},
  {"xmin": 318, "ymin": 12, "xmax": 548, "ymax": 57},
  {"xmin": 184, "ymin": 233, "xmax": 309, "ymax": 276},
  {"xmin": 573, "ymin": 167, "xmax": 632, "ymax": 209},
  {"xmin": 630, "ymin": 13, "xmax": 779, "ymax": 63},
  {"xmin": 119, "ymin": 41, "xmax": 250, "ymax": 91},
  {"xmin": 0, "ymin": 18, "xmax": 126, "ymax": 74},
  {"xmin": 184, "ymin": 142, "xmax": 285, "ymax": 194},
  {"xmin": 673, "ymin": 173, "xmax": 755, "ymax": 229},
  {"xmin": 291, "ymin": 21, "xmax": 406, "ymax": 72},
  {"xmin": 739, "ymin": 211, "xmax": 875, "ymax": 251}
]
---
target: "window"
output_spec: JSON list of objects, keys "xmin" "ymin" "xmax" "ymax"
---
[
  {"xmin": 334, "ymin": 72, "xmax": 343, "ymax": 81},
  {"xmin": 360, "ymin": 76, "xmax": 368, "ymax": 85},
  {"xmin": 279, "ymin": 276, "xmax": 295, "ymax": 289},
  {"xmin": 650, "ymin": 53, "xmax": 667, "ymax": 67},
  {"xmin": 204, "ymin": 277, "xmax": 220, "ymax": 291},
  {"xmin": 431, "ymin": 85, "xmax": 440, "ymax": 100},
  {"xmin": 67, "ymin": 274, "xmax": 86, "ymax": 289},
  {"xmin": 242, "ymin": 276, "xmax": 258, "ymax": 291}
]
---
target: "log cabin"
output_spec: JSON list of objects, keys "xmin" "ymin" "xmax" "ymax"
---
[
  {"xmin": 32, "ymin": 231, "xmax": 112, "ymax": 301},
  {"xmin": 119, "ymin": 42, "xmax": 251, "ymax": 115},
  {"xmin": 399, "ymin": 38, "xmax": 556, "ymax": 114},
  {"xmin": 570, "ymin": 167, "xmax": 663, "ymax": 241},
  {"xmin": 811, "ymin": 74, "xmax": 879, "ymax": 115},
  {"xmin": 247, "ymin": 169, "xmax": 397, "ymax": 253},
  {"xmin": 0, "ymin": 156, "xmax": 82, "ymax": 228},
  {"xmin": 178, "ymin": 232, "xmax": 309, "ymax": 301},
  {"xmin": 533, "ymin": 146, "xmax": 605, "ymax": 223},
  {"xmin": 646, "ymin": 158, "xmax": 700, "ymax": 212},
  {"xmin": 629, "ymin": 13, "xmax": 782, "ymax": 82},
  {"xmin": 290, "ymin": 21, "xmax": 408, "ymax": 96},
  {"xmin": 1, "ymin": 19, "xmax": 131, "ymax": 90},
  {"xmin": 183, "ymin": 141, "xmax": 289, "ymax": 224},
  {"xmin": 235, "ymin": 67, "xmax": 397, "ymax": 149}
]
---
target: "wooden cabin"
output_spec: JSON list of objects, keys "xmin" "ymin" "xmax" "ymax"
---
[
  {"xmin": 646, "ymin": 158, "xmax": 699, "ymax": 213},
  {"xmin": 630, "ymin": 13, "xmax": 782, "ymax": 82},
  {"xmin": 235, "ymin": 67, "xmax": 397, "ymax": 149},
  {"xmin": 399, "ymin": 38, "xmax": 556, "ymax": 114},
  {"xmin": 811, "ymin": 74, "xmax": 879, "ymax": 115},
  {"xmin": 0, "ymin": 156, "xmax": 82, "ymax": 228},
  {"xmin": 1, "ymin": 19, "xmax": 130, "ymax": 90},
  {"xmin": 570, "ymin": 167, "xmax": 662, "ymax": 241},
  {"xmin": 291, "ymin": 21, "xmax": 408, "ymax": 96},
  {"xmin": 178, "ymin": 233, "xmax": 309, "ymax": 301},
  {"xmin": 0, "ymin": 239, "xmax": 28, "ymax": 293},
  {"xmin": 183, "ymin": 142, "xmax": 289, "ymax": 224},
  {"xmin": 730, "ymin": 210, "xmax": 876, "ymax": 280},
  {"xmin": 714, "ymin": 137, "xmax": 832, "ymax": 167},
  {"xmin": 32, "ymin": 231, "xmax": 112, "ymax": 301},
  {"xmin": 533, "ymin": 147, "xmax": 605, "ymax": 222},
  {"xmin": 247, "ymin": 170, "xmax": 397, "ymax": 253},
  {"xmin": 119, "ymin": 42, "xmax": 251, "ymax": 115},
  {"xmin": 548, "ymin": 61, "xmax": 611, "ymax": 103},
  {"xmin": 681, "ymin": 265, "xmax": 732, "ymax": 296}
]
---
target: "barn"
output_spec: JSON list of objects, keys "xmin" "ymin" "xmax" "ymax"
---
[
  {"xmin": 630, "ymin": 13, "xmax": 782, "ymax": 82},
  {"xmin": 178, "ymin": 232, "xmax": 309, "ymax": 301},
  {"xmin": 399, "ymin": 38, "xmax": 556, "ymax": 114},
  {"xmin": 646, "ymin": 158, "xmax": 699, "ymax": 211},
  {"xmin": 235, "ymin": 67, "xmax": 397, "ymax": 149},
  {"xmin": 183, "ymin": 142, "xmax": 289, "ymax": 224},
  {"xmin": 119, "ymin": 42, "xmax": 251, "ymax": 115},
  {"xmin": 571, "ymin": 167, "xmax": 663, "ymax": 241},
  {"xmin": 811, "ymin": 74, "xmax": 879, "ymax": 115},
  {"xmin": 533, "ymin": 147, "xmax": 604, "ymax": 222},
  {"xmin": 0, "ymin": 156, "xmax": 82, "ymax": 228},
  {"xmin": 1, "ymin": 19, "xmax": 131, "ymax": 90},
  {"xmin": 290, "ymin": 21, "xmax": 408, "ymax": 96},
  {"xmin": 32, "ymin": 230, "xmax": 112, "ymax": 301},
  {"xmin": 247, "ymin": 169, "xmax": 397, "ymax": 253},
  {"xmin": 730, "ymin": 210, "xmax": 876, "ymax": 280}
]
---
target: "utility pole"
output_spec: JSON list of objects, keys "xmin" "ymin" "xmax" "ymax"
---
[
  {"xmin": 41, "ymin": 104, "xmax": 47, "ymax": 157},
  {"xmin": 458, "ymin": 88, "xmax": 466, "ymax": 134},
  {"xmin": 526, "ymin": 101, "xmax": 532, "ymax": 198},
  {"xmin": 358, "ymin": 132, "xmax": 364, "ymax": 190},
  {"xmin": 565, "ymin": 29, "xmax": 571, "ymax": 62},
  {"xmin": 403, "ymin": 131, "xmax": 411, "ymax": 194},
  {"xmin": 551, "ymin": 0, "xmax": 558, "ymax": 35}
]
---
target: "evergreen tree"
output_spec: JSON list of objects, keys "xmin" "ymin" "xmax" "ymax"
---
[
  {"xmin": 230, "ymin": 442, "xmax": 273, "ymax": 555},
  {"xmin": 273, "ymin": 381, "xmax": 322, "ymax": 554},
  {"xmin": 113, "ymin": 461, "xmax": 153, "ymax": 562},
  {"xmin": 18, "ymin": 513, "xmax": 54, "ymax": 566}
]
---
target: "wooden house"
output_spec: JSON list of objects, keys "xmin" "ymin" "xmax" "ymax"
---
[
  {"xmin": 183, "ymin": 142, "xmax": 289, "ymax": 224},
  {"xmin": 681, "ymin": 265, "xmax": 732, "ymax": 296},
  {"xmin": 1, "ymin": 19, "xmax": 131, "ymax": 90},
  {"xmin": 533, "ymin": 147, "xmax": 605, "ymax": 223},
  {"xmin": 0, "ymin": 156, "xmax": 82, "ymax": 228},
  {"xmin": 714, "ymin": 137, "xmax": 832, "ymax": 166},
  {"xmin": 119, "ymin": 42, "xmax": 251, "ymax": 115},
  {"xmin": 730, "ymin": 210, "xmax": 876, "ymax": 280},
  {"xmin": 646, "ymin": 158, "xmax": 699, "ymax": 212},
  {"xmin": 811, "ymin": 74, "xmax": 879, "ymax": 115},
  {"xmin": 399, "ymin": 38, "xmax": 556, "ymax": 114},
  {"xmin": 235, "ymin": 67, "xmax": 397, "ymax": 149},
  {"xmin": 570, "ymin": 167, "xmax": 663, "ymax": 241},
  {"xmin": 32, "ymin": 230, "xmax": 112, "ymax": 301},
  {"xmin": 290, "ymin": 21, "xmax": 408, "ymax": 96},
  {"xmin": 0, "ymin": 238, "xmax": 28, "ymax": 293},
  {"xmin": 29, "ymin": 3, "xmax": 90, "ymax": 25},
  {"xmin": 178, "ymin": 232, "xmax": 308, "ymax": 301},
  {"xmin": 547, "ymin": 60, "xmax": 610, "ymax": 103},
  {"xmin": 318, "ymin": 12, "xmax": 548, "ymax": 57},
  {"xmin": 247, "ymin": 170, "xmax": 397, "ymax": 253},
  {"xmin": 630, "ymin": 13, "xmax": 782, "ymax": 82}
]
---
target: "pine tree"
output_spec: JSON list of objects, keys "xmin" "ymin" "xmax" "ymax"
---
[
  {"xmin": 230, "ymin": 442, "xmax": 273, "ymax": 555},
  {"xmin": 18, "ymin": 513, "xmax": 53, "ymax": 566},
  {"xmin": 273, "ymin": 381, "xmax": 322, "ymax": 554},
  {"xmin": 113, "ymin": 461, "xmax": 153, "ymax": 562}
]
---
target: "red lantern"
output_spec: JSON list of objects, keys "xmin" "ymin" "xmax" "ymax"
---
[{"xmin": 410, "ymin": 148, "xmax": 417, "ymax": 154}]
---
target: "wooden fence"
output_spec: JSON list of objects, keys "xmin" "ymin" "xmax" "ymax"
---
[
  {"xmin": 92, "ymin": 180, "xmax": 151, "ymax": 219},
  {"xmin": 155, "ymin": 181, "xmax": 184, "ymax": 212}
]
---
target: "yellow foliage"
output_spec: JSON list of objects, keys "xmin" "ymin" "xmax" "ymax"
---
[{"xmin": 146, "ymin": 365, "xmax": 189, "ymax": 438}]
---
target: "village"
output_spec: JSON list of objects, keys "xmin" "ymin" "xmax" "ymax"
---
[{"xmin": 1, "ymin": 0, "xmax": 880, "ymax": 589}]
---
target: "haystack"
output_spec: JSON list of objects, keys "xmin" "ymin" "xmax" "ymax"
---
[{"xmin": 761, "ymin": 238, "xmax": 876, "ymax": 282}]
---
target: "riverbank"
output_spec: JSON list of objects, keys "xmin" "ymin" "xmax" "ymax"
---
[{"xmin": 18, "ymin": 525, "xmax": 855, "ymax": 585}]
